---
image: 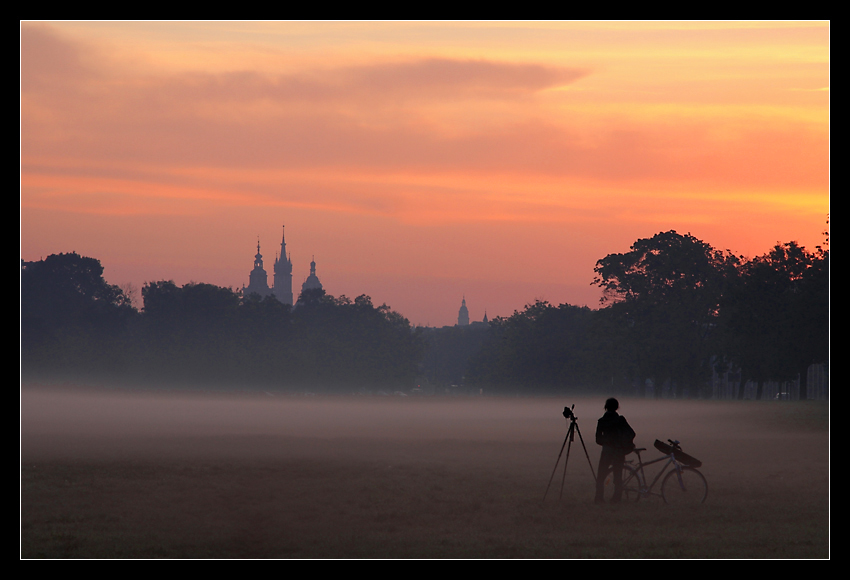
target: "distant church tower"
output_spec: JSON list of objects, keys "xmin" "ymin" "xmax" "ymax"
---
[
  {"xmin": 457, "ymin": 296, "xmax": 470, "ymax": 326},
  {"xmin": 273, "ymin": 225, "xmax": 294, "ymax": 305},
  {"xmin": 301, "ymin": 256, "xmax": 323, "ymax": 295},
  {"xmin": 243, "ymin": 239, "xmax": 273, "ymax": 298}
]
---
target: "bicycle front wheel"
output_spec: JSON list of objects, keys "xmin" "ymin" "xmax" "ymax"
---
[{"xmin": 661, "ymin": 467, "xmax": 707, "ymax": 505}]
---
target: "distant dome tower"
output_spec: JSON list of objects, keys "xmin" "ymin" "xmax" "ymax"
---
[
  {"xmin": 301, "ymin": 256, "xmax": 323, "ymax": 295},
  {"xmin": 457, "ymin": 296, "xmax": 470, "ymax": 326},
  {"xmin": 273, "ymin": 225, "xmax": 294, "ymax": 305},
  {"xmin": 243, "ymin": 238, "xmax": 272, "ymax": 298}
]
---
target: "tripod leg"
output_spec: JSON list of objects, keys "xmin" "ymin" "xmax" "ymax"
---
[
  {"xmin": 543, "ymin": 431, "xmax": 570, "ymax": 501},
  {"xmin": 559, "ymin": 422, "xmax": 575, "ymax": 499}
]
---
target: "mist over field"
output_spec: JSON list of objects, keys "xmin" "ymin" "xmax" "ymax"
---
[
  {"xmin": 21, "ymin": 387, "xmax": 782, "ymax": 454},
  {"xmin": 21, "ymin": 385, "xmax": 829, "ymax": 558}
]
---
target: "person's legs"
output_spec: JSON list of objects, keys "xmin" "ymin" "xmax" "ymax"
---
[
  {"xmin": 610, "ymin": 452, "xmax": 625, "ymax": 503},
  {"xmin": 595, "ymin": 448, "xmax": 613, "ymax": 503}
]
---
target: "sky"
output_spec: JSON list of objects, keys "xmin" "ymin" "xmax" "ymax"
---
[{"xmin": 20, "ymin": 21, "xmax": 829, "ymax": 327}]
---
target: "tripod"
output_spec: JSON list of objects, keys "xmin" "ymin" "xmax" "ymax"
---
[{"xmin": 543, "ymin": 405, "xmax": 597, "ymax": 500}]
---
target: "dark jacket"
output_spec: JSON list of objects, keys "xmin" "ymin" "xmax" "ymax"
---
[{"xmin": 596, "ymin": 411, "xmax": 636, "ymax": 452}]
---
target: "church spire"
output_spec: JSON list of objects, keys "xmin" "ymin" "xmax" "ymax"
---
[
  {"xmin": 254, "ymin": 236, "xmax": 264, "ymax": 269},
  {"xmin": 457, "ymin": 295, "xmax": 470, "ymax": 326},
  {"xmin": 301, "ymin": 255, "xmax": 323, "ymax": 295},
  {"xmin": 273, "ymin": 224, "xmax": 294, "ymax": 305},
  {"xmin": 244, "ymin": 237, "xmax": 272, "ymax": 298},
  {"xmin": 279, "ymin": 225, "xmax": 287, "ymax": 262}
]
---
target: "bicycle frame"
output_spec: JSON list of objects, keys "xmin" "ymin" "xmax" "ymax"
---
[{"xmin": 625, "ymin": 448, "xmax": 686, "ymax": 499}]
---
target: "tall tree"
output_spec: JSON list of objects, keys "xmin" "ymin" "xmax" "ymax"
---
[
  {"xmin": 136, "ymin": 281, "xmax": 243, "ymax": 383},
  {"xmin": 467, "ymin": 300, "xmax": 601, "ymax": 393},
  {"xmin": 21, "ymin": 252, "xmax": 136, "ymax": 376},
  {"xmin": 719, "ymin": 240, "xmax": 828, "ymax": 399},
  {"xmin": 592, "ymin": 231, "xmax": 738, "ymax": 398}
]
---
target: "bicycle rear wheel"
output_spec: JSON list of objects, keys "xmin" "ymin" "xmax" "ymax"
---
[{"xmin": 661, "ymin": 467, "xmax": 707, "ymax": 505}]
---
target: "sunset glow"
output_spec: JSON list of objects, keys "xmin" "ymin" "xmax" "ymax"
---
[{"xmin": 20, "ymin": 21, "xmax": 829, "ymax": 326}]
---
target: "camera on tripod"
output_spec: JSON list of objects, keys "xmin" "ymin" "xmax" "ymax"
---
[{"xmin": 545, "ymin": 404, "xmax": 596, "ymax": 501}]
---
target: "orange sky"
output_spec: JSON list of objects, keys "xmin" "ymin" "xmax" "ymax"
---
[{"xmin": 20, "ymin": 21, "xmax": 829, "ymax": 327}]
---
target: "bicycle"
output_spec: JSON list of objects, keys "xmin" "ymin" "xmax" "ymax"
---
[{"xmin": 600, "ymin": 439, "xmax": 708, "ymax": 505}]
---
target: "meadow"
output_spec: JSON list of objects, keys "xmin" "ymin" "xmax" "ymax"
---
[{"xmin": 21, "ymin": 387, "xmax": 829, "ymax": 558}]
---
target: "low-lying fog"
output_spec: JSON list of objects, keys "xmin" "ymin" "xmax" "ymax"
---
[{"xmin": 21, "ymin": 385, "xmax": 822, "ymax": 465}]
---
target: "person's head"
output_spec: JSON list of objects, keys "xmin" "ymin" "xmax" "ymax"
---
[{"xmin": 604, "ymin": 397, "xmax": 619, "ymax": 412}]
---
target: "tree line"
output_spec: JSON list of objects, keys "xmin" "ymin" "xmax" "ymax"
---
[
  {"xmin": 465, "ymin": 228, "xmax": 828, "ymax": 399},
  {"xmin": 21, "ymin": 226, "xmax": 828, "ymax": 398},
  {"xmin": 20, "ymin": 253, "xmax": 422, "ymax": 391}
]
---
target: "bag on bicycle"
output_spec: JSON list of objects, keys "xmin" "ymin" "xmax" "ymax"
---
[
  {"xmin": 673, "ymin": 450, "xmax": 702, "ymax": 468},
  {"xmin": 654, "ymin": 439, "xmax": 702, "ymax": 468},
  {"xmin": 653, "ymin": 439, "xmax": 673, "ymax": 454}
]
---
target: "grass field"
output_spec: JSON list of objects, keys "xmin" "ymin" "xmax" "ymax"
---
[{"xmin": 20, "ymin": 387, "xmax": 829, "ymax": 558}]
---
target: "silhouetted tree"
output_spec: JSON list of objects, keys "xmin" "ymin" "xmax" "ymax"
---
[
  {"xmin": 718, "ymin": 240, "xmax": 828, "ymax": 399},
  {"xmin": 134, "ymin": 281, "xmax": 243, "ymax": 383},
  {"xmin": 21, "ymin": 253, "xmax": 136, "ymax": 376},
  {"xmin": 467, "ymin": 301, "xmax": 603, "ymax": 393},
  {"xmin": 419, "ymin": 323, "xmax": 490, "ymax": 391},
  {"xmin": 236, "ymin": 293, "xmax": 294, "ymax": 384},
  {"xmin": 592, "ymin": 231, "xmax": 739, "ymax": 398},
  {"xmin": 289, "ymin": 290, "xmax": 423, "ymax": 390}
]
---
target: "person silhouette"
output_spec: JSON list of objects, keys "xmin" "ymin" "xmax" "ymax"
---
[{"xmin": 594, "ymin": 397, "xmax": 636, "ymax": 504}]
